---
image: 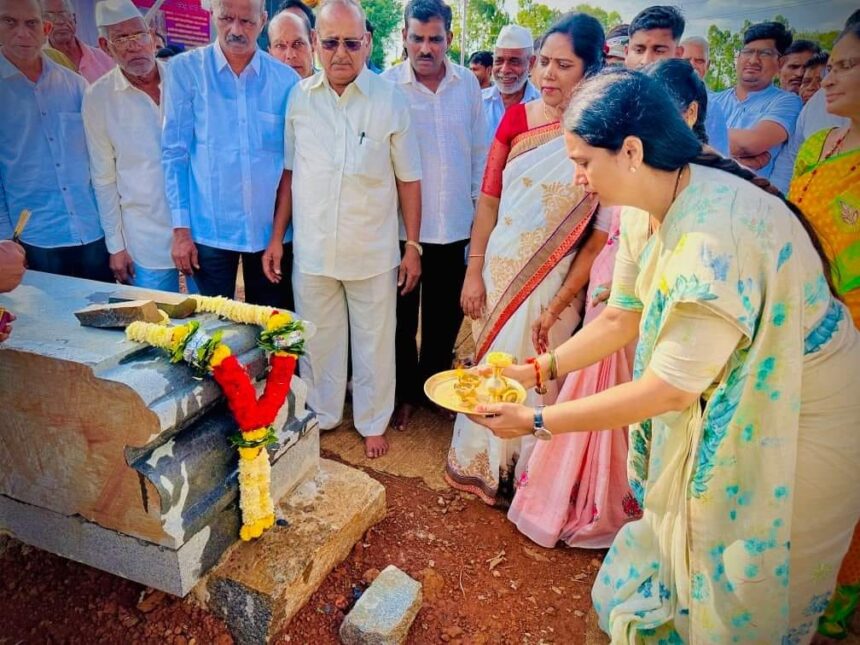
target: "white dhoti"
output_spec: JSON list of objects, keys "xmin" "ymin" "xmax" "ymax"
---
[{"xmin": 293, "ymin": 268, "xmax": 397, "ymax": 438}]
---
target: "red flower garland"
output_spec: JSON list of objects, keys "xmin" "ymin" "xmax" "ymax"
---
[{"xmin": 212, "ymin": 354, "xmax": 298, "ymax": 433}]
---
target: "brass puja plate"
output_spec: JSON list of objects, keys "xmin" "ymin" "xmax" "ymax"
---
[{"xmin": 424, "ymin": 369, "xmax": 527, "ymax": 416}]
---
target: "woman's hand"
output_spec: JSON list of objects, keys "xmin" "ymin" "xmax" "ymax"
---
[
  {"xmin": 467, "ymin": 403, "xmax": 534, "ymax": 439},
  {"xmin": 531, "ymin": 309, "xmax": 559, "ymax": 353},
  {"xmin": 591, "ymin": 282, "xmax": 611, "ymax": 307},
  {"xmin": 460, "ymin": 271, "xmax": 486, "ymax": 320}
]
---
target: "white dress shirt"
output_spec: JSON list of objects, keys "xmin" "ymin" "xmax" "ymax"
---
[
  {"xmin": 382, "ymin": 60, "xmax": 487, "ymax": 244},
  {"xmin": 285, "ymin": 67, "xmax": 422, "ymax": 281},
  {"xmin": 82, "ymin": 61, "xmax": 173, "ymax": 269}
]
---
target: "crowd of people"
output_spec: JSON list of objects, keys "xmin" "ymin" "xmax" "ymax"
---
[{"xmin": 1, "ymin": 0, "xmax": 858, "ymax": 641}]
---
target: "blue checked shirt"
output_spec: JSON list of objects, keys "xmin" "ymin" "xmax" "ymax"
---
[
  {"xmin": 162, "ymin": 44, "xmax": 299, "ymax": 252},
  {"xmin": 0, "ymin": 52, "xmax": 103, "ymax": 247}
]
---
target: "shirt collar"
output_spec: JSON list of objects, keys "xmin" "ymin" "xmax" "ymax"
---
[
  {"xmin": 212, "ymin": 41, "xmax": 262, "ymax": 75},
  {"xmin": 484, "ymin": 80, "xmax": 539, "ymax": 103},
  {"xmin": 397, "ymin": 58, "xmax": 461, "ymax": 86},
  {"xmin": 310, "ymin": 64, "xmax": 373, "ymax": 96},
  {"xmin": 113, "ymin": 59, "xmax": 165, "ymax": 92},
  {"xmin": 0, "ymin": 50, "xmax": 54, "ymax": 80}
]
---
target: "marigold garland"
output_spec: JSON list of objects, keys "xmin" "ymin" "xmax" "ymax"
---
[{"xmin": 125, "ymin": 298, "xmax": 306, "ymax": 541}]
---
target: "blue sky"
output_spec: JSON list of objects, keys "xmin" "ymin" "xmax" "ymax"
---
[{"xmin": 518, "ymin": 0, "xmax": 856, "ymax": 38}]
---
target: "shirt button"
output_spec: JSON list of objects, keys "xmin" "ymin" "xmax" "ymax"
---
[
  {"xmin": 49, "ymin": 137, "xmax": 54, "ymax": 141},
  {"xmin": 41, "ymin": 111, "xmax": 46, "ymax": 116},
  {"xmin": 62, "ymin": 187, "xmax": 67, "ymax": 191}
]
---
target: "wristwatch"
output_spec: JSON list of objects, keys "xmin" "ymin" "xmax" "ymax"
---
[
  {"xmin": 533, "ymin": 405, "xmax": 552, "ymax": 441},
  {"xmin": 405, "ymin": 240, "xmax": 423, "ymax": 256}
]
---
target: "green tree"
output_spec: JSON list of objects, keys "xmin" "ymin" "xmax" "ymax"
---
[
  {"xmin": 515, "ymin": 0, "xmax": 559, "ymax": 40},
  {"xmin": 450, "ymin": 0, "xmax": 510, "ymax": 62},
  {"xmin": 572, "ymin": 3, "xmax": 622, "ymax": 31},
  {"xmin": 364, "ymin": 0, "xmax": 403, "ymax": 69}
]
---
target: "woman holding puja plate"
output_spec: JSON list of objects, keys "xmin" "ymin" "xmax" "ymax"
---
[
  {"xmin": 448, "ymin": 13, "xmax": 615, "ymax": 506},
  {"xmin": 470, "ymin": 68, "xmax": 860, "ymax": 643}
]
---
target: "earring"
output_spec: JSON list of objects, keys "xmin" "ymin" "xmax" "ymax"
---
[{"xmin": 629, "ymin": 167, "xmax": 637, "ymax": 173}]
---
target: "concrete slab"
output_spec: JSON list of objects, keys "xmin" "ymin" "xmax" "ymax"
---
[
  {"xmin": 202, "ymin": 459, "xmax": 386, "ymax": 644},
  {"xmin": 339, "ymin": 565, "xmax": 422, "ymax": 645}
]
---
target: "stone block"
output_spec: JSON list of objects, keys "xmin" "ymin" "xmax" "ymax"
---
[
  {"xmin": 0, "ymin": 424, "xmax": 320, "ymax": 597},
  {"xmin": 110, "ymin": 288, "xmax": 197, "ymax": 319},
  {"xmin": 74, "ymin": 299, "xmax": 163, "ymax": 327},
  {"xmin": 339, "ymin": 565, "xmax": 423, "ymax": 645},
  {"xmin": 203, "ymin": 459, "xmax": 386, "ymax": 644}
]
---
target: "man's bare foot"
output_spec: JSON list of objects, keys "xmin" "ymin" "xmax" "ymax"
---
[
  {"xmin": 390, "ymin": 403, "xmax": 416, "ymax": 431},
  {"xmin": 364, "ymin": 435, "xmax": 389, "ymax": 459}
]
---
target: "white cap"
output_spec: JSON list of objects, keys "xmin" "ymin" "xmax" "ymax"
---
[
  {"xmin": 495, "ymin": 24, "xmax": 533, "ymax": 50},
  {"xmin": 95, "ymin": 0, "xmax": 144, "ymax": 28}
]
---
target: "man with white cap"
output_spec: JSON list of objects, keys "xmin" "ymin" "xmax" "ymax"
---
[
  {"xmin": 82, "ymin": 0, "xmax": 192, "ymax": 292},
  {"xmin": 481, "ymin": 24, "xmax": 538, "ymax": 146}
]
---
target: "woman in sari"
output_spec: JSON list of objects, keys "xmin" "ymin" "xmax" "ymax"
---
[
  {"xmin": 448, "ymin": 13, "xmax": 610, "ymax": 505},
  {"xmin": 508, "ymin": 59, "xmax": 713, "ymax": 549},
  {"xmin": 471, "ymin": 68, "xmax": 860, "ymax": 643},
  {"xmin": 788, "ymin": 24, "xmax": 860, "ymax": 641}
]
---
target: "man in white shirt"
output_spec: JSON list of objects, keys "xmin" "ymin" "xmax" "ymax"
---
[
  {"xmin": 382, "ymin": 0, "xmax": 487, "ymax": 431},
  {"xmin": 263, "ymin": 0, "xmax": 422, "ymax": 458},
  {"xmin": 481, "ymin": 24, "xmax": 538, "ymax": 147},
  {"xmin": 83, "ymin": 0, "xmax": 191, "ymax": 291}
]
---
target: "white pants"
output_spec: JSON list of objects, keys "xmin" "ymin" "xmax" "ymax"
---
[{"xmin": 293, "ymin": 269, "xmax": 397, "ymax": 437}]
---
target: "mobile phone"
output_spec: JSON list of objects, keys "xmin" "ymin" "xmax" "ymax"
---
[{"xmin": 0, "ymin": 308, "xmax": 12, "ymax": 334}]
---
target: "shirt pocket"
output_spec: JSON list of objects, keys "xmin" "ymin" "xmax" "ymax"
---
[
  {"xmin": 258, "ymin": 111, "xmax": 285, "ymax": 154},
  {"xmin": 346, "ymin": 134, "xmax": 390, "ymax": 185},
  {"xmin": 57, "ymin": 112, "xmax": 91, "ymax": 184}
]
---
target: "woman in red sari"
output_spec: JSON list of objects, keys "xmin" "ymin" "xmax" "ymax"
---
[{"xmin": 448, "ymin": 14, "xmax": 611, "ymax": 505}]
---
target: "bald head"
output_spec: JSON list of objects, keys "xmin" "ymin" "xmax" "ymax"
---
[
  {"xmin": 268, "ymin": 10, "xmax": 314, "ymax": 77},
  {"xmin": 269, "ymin": 9, "xmax": 310, "ymax": 40},
  {"xmin": 317, "ymin": 0, "xmax": 365, "ymax": 26}
]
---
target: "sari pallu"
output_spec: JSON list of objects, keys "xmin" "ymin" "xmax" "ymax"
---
[{"xmin": 446, "ymin": 123, "xmax": 599, "ymax": 506}]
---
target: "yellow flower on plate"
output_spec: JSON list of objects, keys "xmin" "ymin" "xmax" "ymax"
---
[{"xmin": 486, "ymin": 351, "xmax": 514, "ymax": 368}]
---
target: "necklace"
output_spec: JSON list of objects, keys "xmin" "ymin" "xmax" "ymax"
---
[
  {"xmin": 650, "ymin": 166, "xmax": 686, "ymax": 236},
  {"xmin": 543, "ymin": 102, "xmax": 559, "ymax": 123},
  {"xmin": 795, "ymin": 127, "xmax": 855, "ymax": 205}
]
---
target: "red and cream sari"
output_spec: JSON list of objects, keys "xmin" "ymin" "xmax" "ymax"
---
[{"xmin": 445, "ymin": 104, "xmax": 607, "ymax": 505}]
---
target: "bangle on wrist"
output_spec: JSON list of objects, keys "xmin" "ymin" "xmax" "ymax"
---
[
  {"xmin": 526, "ymin": 357, "xmax": 547, "ymax": 395},
  {"xmin": 468, "ymin": 253, "xmax": 485, "ymax": 259},
  {"xmin": 548, "ymin": 350, "xmax": 558, "ymax": 381}
]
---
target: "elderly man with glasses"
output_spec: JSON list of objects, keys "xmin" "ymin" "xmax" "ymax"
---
[
  {"xmin": 42, "ymin": 0, "xmax": 114, "ymax": 82},
  {"xmin": 82, "ymin": 0, "xmax": 194, "ymax": 292},
  {"xmin": 712, "ymin": 21, "xmax": 802, "ymax": 181},
  {"xmin": 162, "ymin": 0, "xmax": 299, "ymax": 307},
  {"xmin": 263, "ymin": 0, "xmax": 422, "ymax": 459}
]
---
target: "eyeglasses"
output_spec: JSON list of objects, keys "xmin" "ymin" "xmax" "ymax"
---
[
  {"xmin": 825, "ymin": 57, "xmax": 858, "ymax": 77},
  {"xmin": 109, "ymin": 32, "xmax": 151, "ymax": 49},
  {"xmin": 271, "ymin": 39, "xmax": 309, "ymax": 52},
  {"xmin": 43, "ymin": 10, "xmax": 73, "ymax": 23},
  {"xmin": 738, "ymin": 47, "xmax": 778, "ymax": 60},
  {"xmin": 319, "ymin": 37, "xmax": 364, "ymax": 52}
]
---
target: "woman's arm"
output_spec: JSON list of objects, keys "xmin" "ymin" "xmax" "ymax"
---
[
  {"xmin": 532, "ymin": 227, "xmax": 609, "ymax": 352},
  {"xmin": 461, "ymin": 191, "xmax": 500, "ymax": 319}
]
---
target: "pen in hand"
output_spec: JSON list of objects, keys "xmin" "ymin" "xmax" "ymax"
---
[{"xmin": 359, "ymin": 131, "xmax": 365, "ymax": 145}]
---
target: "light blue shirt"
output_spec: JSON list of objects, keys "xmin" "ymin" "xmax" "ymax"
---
[
  {"xmin": 0, "ymin": 52, "xmax": 103, "ymax": 247},
  {"xmin": 712, "ymin": 83, "xmax": 802, "ymax": 180},
  {"xmin": 704, "ymin": 91, "xmax": 730, "ymax": 157},
  {"xmin": 481, "ymin": 81, "xmax": 540, "ymax": 147},
  {"xmin": 162, "ymin": 44, "xmax": 299, "ymax": 252}
]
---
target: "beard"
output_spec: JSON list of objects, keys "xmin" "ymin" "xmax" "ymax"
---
[{"xmin": 494, "ymin": 71, "xmax": 528, "ymax": 94}]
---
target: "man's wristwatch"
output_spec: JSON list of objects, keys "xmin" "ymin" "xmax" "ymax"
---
[
  {"xmin": 533, "ymin": 405, "xmax": 552, "ymax": 441},
  {"xmin": 405, "ymin": 240, "xmax": 423, "ymax": 256}
]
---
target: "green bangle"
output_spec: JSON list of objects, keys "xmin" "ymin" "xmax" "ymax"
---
[{"xmin": 548, "ymin": 350, "xmax": 558, "ymax": 381}]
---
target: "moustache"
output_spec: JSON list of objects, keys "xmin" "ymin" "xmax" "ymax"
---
[{"xmin": 226, "ymin": 34, "xmax": 248, "ymax": 45}]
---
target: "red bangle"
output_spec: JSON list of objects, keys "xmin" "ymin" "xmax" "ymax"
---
[{"xmin": 526, "ymin": 357, "xmax": 547, "ymax": 395}]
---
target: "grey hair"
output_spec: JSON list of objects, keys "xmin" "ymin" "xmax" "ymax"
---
[
  {"xmin": 209, "ymin": 0, "xmax": 266, "ymax": 14},
  {"xmin": 318, "ymin": 0, "xmax": 366, "ymax": 24},
  {"xmin": 681, "ymin": 36, "xmax": 709, "ymax": 60}
]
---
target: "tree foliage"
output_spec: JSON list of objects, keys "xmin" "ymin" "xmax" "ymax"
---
[
  {"xmin": 364, "ymin": 0, "xmax": 403, "ymax": 68},
  {"xmin": 449, "ymin": 0, "xmax": 509, "ymax": 62},
  {"xmin": 572, "ymin": 3, "xmax": 622, "ymax": 31}
]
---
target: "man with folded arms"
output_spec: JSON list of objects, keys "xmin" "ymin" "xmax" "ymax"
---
[{"xmin": 264, "ymin": 0, "xmax": 422, "ymax": 458}]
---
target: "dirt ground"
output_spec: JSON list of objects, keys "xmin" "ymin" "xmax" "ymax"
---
[{"xmin": 0, "ymin": 455, "xmax": 603, "ymax": 645}]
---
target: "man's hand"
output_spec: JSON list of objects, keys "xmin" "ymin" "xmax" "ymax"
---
[
  {"xmin": 262, "ymin": 238, "xmax": 284, "ymax": 284},
  {"xmin": 0, "ymin": 240, "xmax": 26, "ymax": 293},
  {"xmin": 531, "ymin": 308, "xmax": 558, "ymax": 354},
  {"xmin": 0, "ymin": 310, "xmax": 15, "ymax": 343},
  {"xmin": 736, "ymin": 150, "xmax": 772, "ymax": 171},
  {"xmin": 460, "ymin": 270, "xmax": 486, "ymax": 320},
  {"xmin": 398, "ymin": 245, "xmax": 421, "ymax": 295},
  {"xmin": 109, "ymin": 250, "xmax": 135, "ymax": 284},
  {"xmin": 171, "ymin": 228, "xmax": 199, "ymax": 276}
]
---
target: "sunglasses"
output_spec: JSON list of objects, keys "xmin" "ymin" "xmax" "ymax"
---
[{"xmin": 319, "ymin": 37, "xmax": 364, "ymax": 52}]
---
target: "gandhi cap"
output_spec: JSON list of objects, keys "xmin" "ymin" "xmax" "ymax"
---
[
  {"xmin": 495, "ymin": 24, "xmax": 533, "ymax": 50},
  {"xmin": 95, "ymin": 0, "xmax": 144, "ymax": 28}
]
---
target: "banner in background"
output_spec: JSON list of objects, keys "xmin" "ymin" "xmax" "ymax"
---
[{"xmin": 134, "ymin": 0, "xmax": 211, "ymax": 49}]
